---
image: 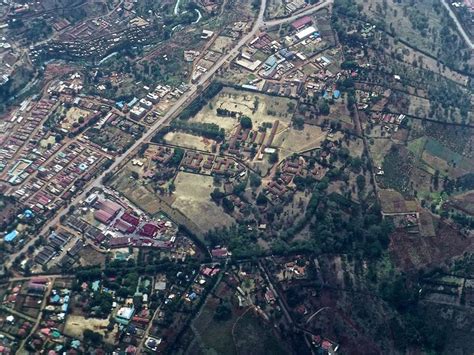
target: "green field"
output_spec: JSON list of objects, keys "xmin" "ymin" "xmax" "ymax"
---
[
  {"xmin": 424, "ymin": 138, "xmax": 471, "ymax": 171},
  {"xmin": 186, "ymin": 295, "xmax": 287, "ymax": 355}
]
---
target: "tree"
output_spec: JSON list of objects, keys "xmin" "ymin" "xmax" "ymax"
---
[
  {"xmin": 211, "ymin": 188, "xmax": 224, "ymax": 201},
  {"xmin": 319, "ymin": 101, "xmax": 330, "ymax": 115},
  {"xmin": 256, "ymin": 193, "xmax": 268, "ymax": 205},
  {"xmin": 83, "ymin": 329, "xmax": 103, "ymax": 345},
  {"xmin": 222, "ymin": 198, "xmax": 234, "ymax": 213},
  {"xmin": 240, "ymin": 115, "xmax": 253, "ymax": 129},
  {"xmin": 293, "ymin": 116, "xmax": 304, "ymax": 130},
  {"xmin": 356, "ymin": 175, "xmax": 366, "ymax": 191},
  {"xmin": 268, "ymin": 151, "xmax": 279, "ymax": 164},
  {"xmin": 214, "ymin": 303, "xmax": 232, "ymax": 321},
  {"xmin": 249, "ymin": 173, "xmax": 262, "ymax": 188}
]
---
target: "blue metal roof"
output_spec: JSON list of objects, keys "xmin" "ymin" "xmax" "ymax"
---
[{"xmin": 5, "ymin": 230, "xmax": 18, "ymax": 242}]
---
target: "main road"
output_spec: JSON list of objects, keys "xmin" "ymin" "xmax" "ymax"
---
[
  {"xmin": 5, "ymin": 0, "xmax": 333, "ymax": 269},
  {"xmin": 441, "ymin": 0, "xmax": 474, "ymax": 50}
]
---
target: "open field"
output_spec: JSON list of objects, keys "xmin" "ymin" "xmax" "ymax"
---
[
  {"xmin": 273, "ymin": 124, "xmax": 329, "ymax": 160},
  {"xmin": 210, "ymin": 36, "xmax": 235, "ymax": 54},
  {"xmin": 189, "ymin": 87, "xmax": 296, "ymax": 135},
  {"xmin": 172, "ymin": 172, "xmax": 235, "ymax": 232},
  {"xmin": 185, "ymin": 281, "xmax": 286, "ymax": 355},
  {"xmin": 61, "ymin": 107, "xmax": 91, "ymax": 130},
  {"xmin": 64, "ymin": 315, "xmax": 117, "ymax": 344},
  {"xmin": 163, "ymin": 131, "xmax": 216, "ymax": 152},
  {"xmin": 110, "ymin": 167, "xmax": 205, "ymax": 236}
]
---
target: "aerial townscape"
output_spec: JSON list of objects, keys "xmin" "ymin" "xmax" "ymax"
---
[{"xmin": 0, "ymin": 0, "xmax": 473, "ymax": 353}]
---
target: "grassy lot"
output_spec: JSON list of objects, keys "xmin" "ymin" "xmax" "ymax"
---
[
  {"xmin": 172, "ymin": 172, "xmax": 235, "ymax": 233},
  {"xmin": 187, "ymin": 286, "xmax": 286, "ymax": 354},
  {"xmin": 189, "ymin": 87, "xmax": 296, "ymax": 135},
  {"xmin": 163, "ymin": 131, "xmax": 216, "ymax": 152},
  {"xmin": 61, "ymin": 107, "xmax": 91, "ymax": 130},
  {"xmin": 368, "ymin": 138, "xmax": 393, "ymax": 168},
  {"xmin": 210, "ymin": 36, "xmax": 235, "ymax": 54},
  {"xmin": 274, "ymin": 124, "xmax": 328, "ymax": 160},
  {"xmin": 233, "ymin": 311, "xmax": 287, "ymax": 355},
  {"xmin": 64, "ymin": 315, "xmax": 117, "ymax": 344},
  {"xmin": 265, "ymin": 0, "xmax": 288, "ymax": 19}
]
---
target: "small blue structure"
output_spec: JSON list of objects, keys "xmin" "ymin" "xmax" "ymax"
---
[
  {"xmin": 5, "ymin": 230, "xmax": 18, "ymax": 242},
  {"xmin": 333, "ymin": 90, "xmax": 341, "ymax": 99},
  {"xmin": 24, "ymin": 209, "xmax": 34, "ymax": 218},
  {"xmin": 91, "ymin": 280, "xmax": 100, "ymax": 292},
  {"xmin": 50, "ymin": 294, "xmax": 61, "ymax": 303}
]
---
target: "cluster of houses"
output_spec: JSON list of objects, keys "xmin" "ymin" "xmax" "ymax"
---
[
  {"xmin": 180, "ymin": 150, "xmax": 245, "ymax": 177},
  {"xmin": 87, "ymin": 195, "xmax": 178, "ymax": 250},
  {"xmin": 120, "ymin": 83, "xmax": 188, "ymax": 122},
  {"xmin": 0, "ymin": 99, "xmax": 56, "ymax": 180}
]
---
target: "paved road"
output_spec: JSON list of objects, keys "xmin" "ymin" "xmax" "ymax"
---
[
  {"xmin": 6, "ymin": 0, "xmax": 333, "ymax": 270},
  {"xmin": 441, "ymin": 0, "xmax": 474, "ymax": 50},
  {"xmin": 264, "ymin": 0, "xmax": 334, "ymax": 27}
]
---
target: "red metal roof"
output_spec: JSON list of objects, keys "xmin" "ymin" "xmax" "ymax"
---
[{"xmin": 291, "ymin": 16, "xmax": 312, "ymax": 30}]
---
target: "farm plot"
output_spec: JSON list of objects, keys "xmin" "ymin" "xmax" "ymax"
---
[
  {"xmin": 422, "ymin": 138, "xmax": 474, "ymax": 177},
  {"xmin": 189, "ymin": 87, "xmax": 296, "ymax": 135},
  {"xmin": 379, "ymin": 189, "xmax": 418, "ymax": 214},
  {"xmin": 171, "ymin": 172, "xmax": 235, "ymax": 232}
]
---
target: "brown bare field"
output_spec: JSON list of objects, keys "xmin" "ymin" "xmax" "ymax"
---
[
  {"xmin": 64, "ymin": 315, "xmax": 117, "ymax": 344},
  {"xmin": 163, "ymin": 131, "xmax": 216, "ymax": 152},
  {"xmin": 61, "ymin": 107, "xmax": 91, "ymax": 131},
  {"xmin": 379, "ymin": 189, "xmax": 418, "ymax": 214},
  {"xmin": 210, "ymin": 36, "xmax": 234, "ymax": 54},
  {"xmin": 389, "ymin": 221, "xmax": 473, "ymax": 271},
  {"xmin": 274, "ymin": 124, "xmax": 328, "ymax": 160}
]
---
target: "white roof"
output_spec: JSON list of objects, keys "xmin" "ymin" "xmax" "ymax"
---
[{"xmin": 296, "ymin": 26, "xmax": 317, "ymax": 40}]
